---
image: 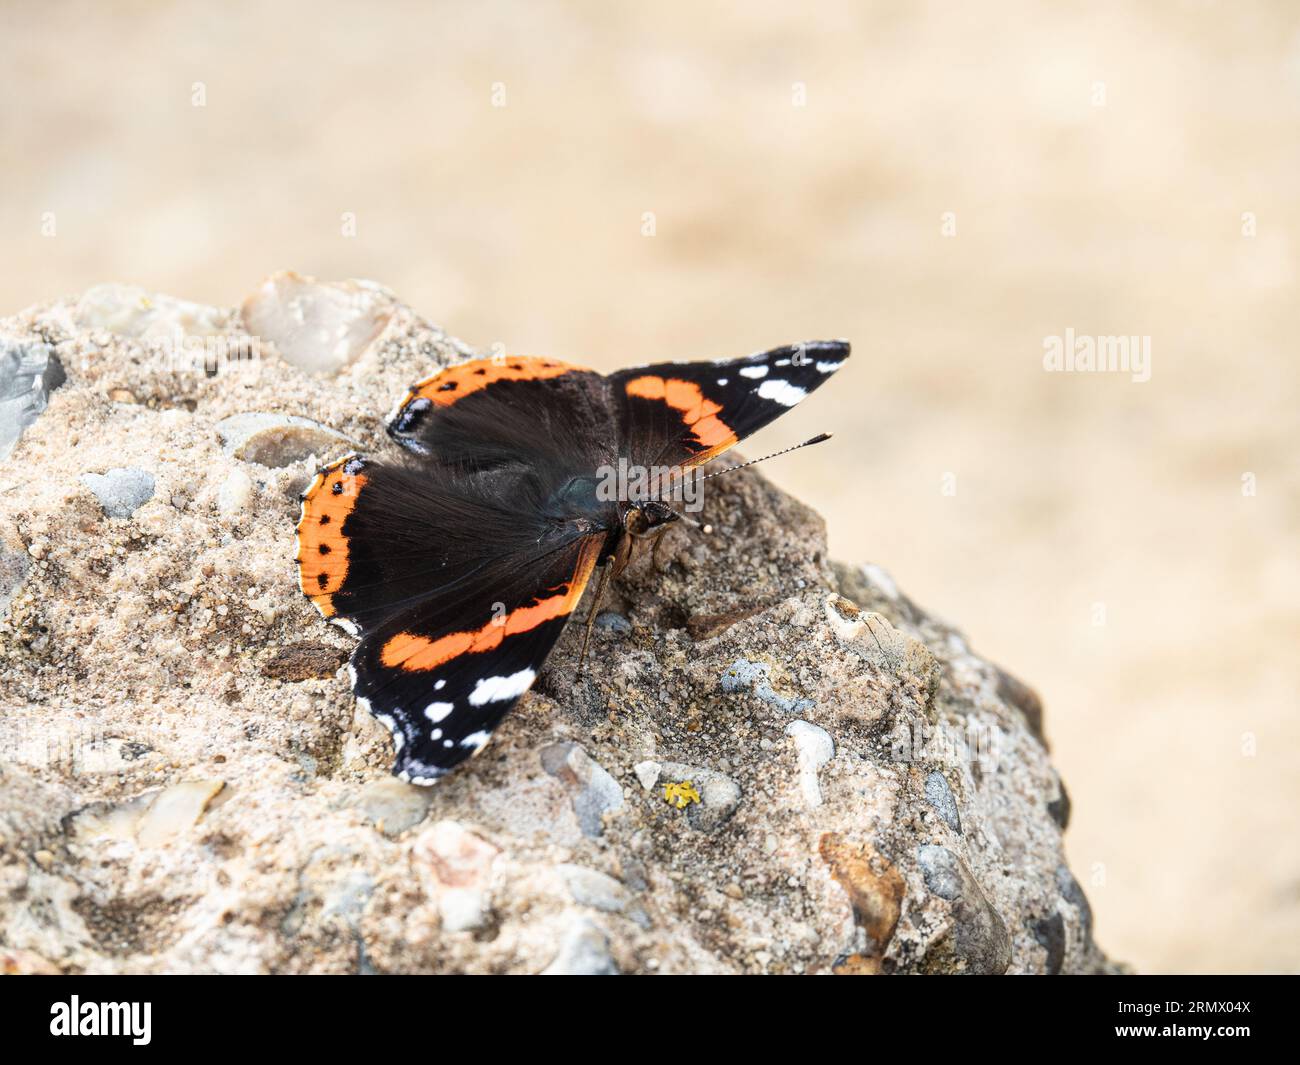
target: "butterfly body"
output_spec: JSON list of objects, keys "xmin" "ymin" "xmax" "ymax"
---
[{"xmin": 294, "ymin": 340, "xmax": 849, "ymax": 784}]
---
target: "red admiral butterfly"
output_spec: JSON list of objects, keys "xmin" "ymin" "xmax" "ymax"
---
[{"xmin": 294, "ymin": 340, "xmax": 849, "ymax": 784}]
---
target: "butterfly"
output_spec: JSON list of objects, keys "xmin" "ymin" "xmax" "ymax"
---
[{"xmin": 294, "ymin": 339, "xmax": 850, "ymax": 784}]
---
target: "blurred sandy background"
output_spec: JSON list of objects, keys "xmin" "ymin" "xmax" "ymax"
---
[{"xmin": 3, "ymin": 0, "xmax": 1297, "ymax": 973}]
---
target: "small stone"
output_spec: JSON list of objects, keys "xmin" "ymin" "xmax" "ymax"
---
[
  {"xmin": 785, "ymin": 720, "xmax": 834, "ymax": 808},
  {"xmin": 720, "ymin": 658, "xmax": 813, "ymax": 714},
  {"xmin": 79, "ymin": 467, "xmax": 156, "ymax": 518},
  {"xmin": 74, "ymin": 283, "xmax": 227, "ymax": 340},
  {"xmin": 632, "ymin": 760, "xmax": 661, "ymax": 791},
  {"xmin": 0, "ymin": 336, "xmax": 64, "ymax": 460},
  {"xmin": 657, "ymin": 761, "xmax": 741, "ymax": 833},
  {"xmin": 917, "ymin": 844, "xmax": 964, "ymax": 900},
  {"xmin": 924, "ymin": 770, "xmax": 962, "ymax": 833},
  {"xmin": 540, "ymin": 742, "xmax": 624, "ymax": 838},
  {"xmin": 557, "ymin": 864, "xmax": 631, "ymax": 915},
  {"xmin": 594, "ymin": 611, "xmax": 632, "ymax": 635},
  {"xmin": 355, "ymin": 778, "xmax": 434, "ymax": 837},
  {"xmin": 136, "ymin": 780, "xmax": 226, "ymax": 847},
  {"xmin": 819, "ymin": 833, "xmax": 905, "ymax": 957},
  {"xmin": 217, "ymin": 468, "xmax": 254, "ymax": 514},
  {"xmin": 261, "ymin": 642, "xmax": 348, "ymax": 681},
  {"xmin": 0, "ymin": 536, "xmax": 31, "ymax": 621},
  {"xmin": 241, "ymin": 271, "xmax": 393, "ymax": 375},
  {"xmin": 215, "ymin": 412, "xmax": 352, "ymax": 468},
  {"xmin": 1031, "ymin": 912, "xmax": 1066, "ymax": 975},
  {"xmin": 541, "ymin": 916, "xmax": 618, "ymax": 976},
  {"xmin": 32, "ymin": 849, "xmax": 54, "ymax": 869},
  {"xmin": 414, "ymin": 820, "xmax": 500, "ymax": 933}
]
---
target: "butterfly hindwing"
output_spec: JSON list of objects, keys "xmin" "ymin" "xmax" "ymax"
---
[
  {"xmin": 348, "ymin": 534, "xmax": 604, "ymax": 783},
  {"xmin": 608, "ymin": 339, "xmax": 850, "ymax": 471}
]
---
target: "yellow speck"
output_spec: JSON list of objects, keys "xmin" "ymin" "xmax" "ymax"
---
[{"xmin": 663, "ymin": 781, "xmax": 701, "ymax": 809}]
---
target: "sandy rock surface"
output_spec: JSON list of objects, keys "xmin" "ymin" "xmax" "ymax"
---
[{"xmin": 0, "ymin": 278, "xmax": 1114, "ymax": 974}]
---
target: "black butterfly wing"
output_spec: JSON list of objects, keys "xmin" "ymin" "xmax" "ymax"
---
[
  {"xmin": 607, "ymin": 339, "xmax": 850, "ymax": 472},
  {"xmin": 348, "ymin": 531, "xmax": 604, "ymax": 784},
  {"xmin": 386, "ymin": 355, "xmax": 616, "ymax": 475},
  {"xmin": 296, "ymin": 355, "xmax": 621, "ymax": 784}
]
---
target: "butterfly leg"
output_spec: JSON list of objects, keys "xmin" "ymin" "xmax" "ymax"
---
[
  {"xmin": 650, "ymin": 527, "xmax": 671, "ymax": 571},
  {"xmin": 575, "ymin": 560, "xmax": 612, "ymax": 678}
]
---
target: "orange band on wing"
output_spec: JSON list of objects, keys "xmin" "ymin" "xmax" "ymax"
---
[
  {"xmin": 404, "ymin": 357, "xmax": 588, "ymax": 410},
  {"xmin": 623, "ymin": 375, "xmax": 738, "ymax": 459},
  {"xmin": 379, "ymin": 538, "xmax": 602, "ymax": 673},
  {"xmin": 295, "ymin": 456, "xmax": 368, "ymax": 619}
]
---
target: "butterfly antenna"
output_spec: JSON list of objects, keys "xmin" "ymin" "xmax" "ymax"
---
[{"xmin": 696, "ymin": 433, "xmax": 833, "ymax": 483}]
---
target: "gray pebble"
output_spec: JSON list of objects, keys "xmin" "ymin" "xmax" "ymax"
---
[
  {"xmin": 0, "ymin": 338, "xmax": 64, "ymax": 460},
  {"xmin": 80, "ymin": 467, "xmax": 155, "ymax": 518},
  {"xmin": 924, "ymin": 770, "xmax": 962, "ymax": 833},
  {"xmin": 594, "ymin": 611, "xmax": 632, "ymax": 635}
]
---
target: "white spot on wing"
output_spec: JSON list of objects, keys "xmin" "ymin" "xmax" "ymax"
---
[
  {"xmin": 461, "ymin": 730, "xmax": 491, "ymax": 750},
  {"xmin": 739, "ymin": 365, "xmax": 768, "ymax": 379},
  {"xmin": 425, "ymin": 701, "xmax": 454, "ymax": 722},
  {"xmin": 755, "ymin": 379, "xmax": 807, "ymax": 407},
  {"xmin": 716, "ymin": 377, "xmax": 729, "ymax": 386},
  {"xmin": 815, "ymin": 360, "xmax": 843, "ymax": 374},
  {"xmin": 434, "ymin": 679, "xmax": 446, "ymax": 690},
  {"xmin": 467, "ymin": 668, "xmax": 537, "ymax": 706}
]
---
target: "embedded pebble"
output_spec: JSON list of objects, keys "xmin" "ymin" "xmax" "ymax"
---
[
  {"xmin": 355, "ymin": 777, "xmax": 433, "ymax": 837},
  {"xmin": 633, "ymin": 760, "xmax": 661, "ymax": 791},
  {"xmin": 917, "ymin": 843, "xmax": 964, "ymax": 900},
  {"xmin": 785, "ymin": 720, "xmax": 835, "ymax": 808},
  {"xmin": 414, "ymin": 820, "xmax": 500, "ymax": 933},
  {"xmin": 540, "ymin": 742, "xmax": 624, "ymax": 838},
  {"xmin": 594, "ymin": 611, "xmax": 632, "ymax": 635},
  {"xmin": 657, "ymin": 761, "xmax": 741, "ymax": 833},
  {"xmin": 74, "ymin": 283, "xmax": 227, "ymax": 340},
  {"xmin": 541, "ymin": 916, "xmax": 618, "ymax": 975},
  {"xmin": 0, "ymin": 538, "xmax": 31, "ymax": 621},
  {"xmin": 720, "ymin": 658, "xmax": 813, "ymax": 714},
  {"xmin": 217, "ymin": 468, "xmax": 254, "ymax": 515},
  {"xmin": 136, "ymin": 780, "xmax": 226, "ymax": 847},
  {"xmin": 557, "ymin": 864, "xmax": 631, "ymax": 915},
  {"xmin": 0, "ymin": 337, "xmax": 64, "ymax": 460},
  {"xmin": 215, "ymin": 412, "xmax": 352, "ymax": 468},
  {"xmin": 924, "ymin": 770, "xmax": 962, "ymax": 833},
  {"xmin": 79, "ymin": 467, "xmax": 156, "ymax": 518},
  {"xmin": 241, "ymin": 271, "xmax": 393, "ymax": 375}
]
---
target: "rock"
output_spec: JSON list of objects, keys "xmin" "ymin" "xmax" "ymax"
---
[
  {"xmin": 656, "ymin": 761, "xmax": 741, "ymax": 833},
  {"xmin": 924, "ymin": 770, "xmax": 962, "ymax": 833},
  {"xmin": 0, "ymin": 336, "xmax": 64, "ymax": 460},
  {"xmin": 0, "ymin": 533, "xmax": 31, "ymax": 622},
  {"xmin": 916, "ymin": 844, "xmax": 1012, "ymax": 975},
  {"xmin": 539, "ymin": 743, "xmax": 624, "ymax": 838},
  {"xmin": 557, "ymin": 864, "xmax": 632, "ymax": 915},
  {"xmin": 260, "ymin": 641, "xmax": 348, "ymax": 681},
  {"xmin": 79, "ymin": 467, "xmax": 155, "ymax": 518},
  {"xmin": 917, "ymin": 843, "xmax": 965, "ymax": 900},
  {"xmin": 594, "ymin": 611, "xmax": 632, "ymax": 635},
  {"xmin": 74, "ymin": 284, "xmax": 228, "ymax": 340},
  {"xmin": 541, "ymin": 916, "xmax": 618, "ymax": 975},
  {"xmin": 216, "ymin": 468, "xmax": 254, "ymax": 515},
  {"xmin": 786, "ymin": 720, "xmax": 834, "ymax": 808},
  {"xmin": 0, "ymin": 282, "xmax": 1115, "ymax": 975},
  {"xmin": 215, "ymin": 412, "xmax": 352, "ymax": 468},
  {"xmin": 413, "ymin": 821, "xmax": 500, "ymax": 932},
  {"xmin": 632, "ymin": 760, "xmax": 661, "ymax": 791},
  {"xmin": 720, "ymin": 657, "xmax": 813, "ymax": 714},
  {"xmin": 240, "ymin": 271, "xmax": 393, "ymax": 375},
  {"xmin": 1031, "ymin": 912, "xmax": 1067, "ymax": 975},
  {"xmin": 819, "ymin": 834, "xmax": 905, "ymax": 959},
  {"xmin": 354, "ymin": 778, "xmax": 433, "ymax": 837}
]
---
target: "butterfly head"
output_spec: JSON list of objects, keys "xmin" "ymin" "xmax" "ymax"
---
[{"xmin": 623, "ymin": 499, "xmax": 679, "ymax": 538}]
